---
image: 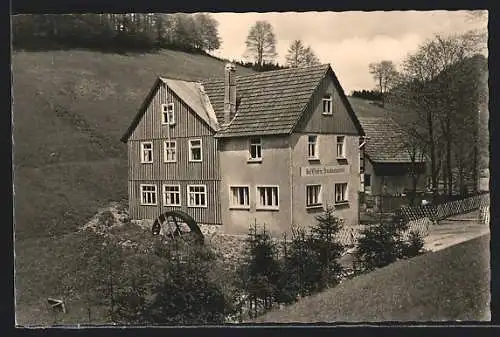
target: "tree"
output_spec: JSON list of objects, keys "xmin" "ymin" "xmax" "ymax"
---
[
  {"xmin": 194, "ymin": 13, "xmax": 221, "ymax": 52},
  {"xmin": 368, "ymin": 60, "xmax": 398, "ymax": 105},
  {"xmin": 387, "ymin": 33, "xmax": 483, "ymax": 199},
  {"xmin": 285, "ymin": 40, "xmax": 320, "ymax": 67},
  {"xmin": 244, "ymin": 20, "xmax": 277, "ymax": 67}
]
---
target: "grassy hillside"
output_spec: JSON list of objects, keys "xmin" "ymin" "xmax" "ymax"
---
[
  {"xmin": 255, "ymin": 234, "xmax": 490, "ymax": 322},
  {"xmin": 12, "ymin": 49, "xmax": 256, "ymax": 240}
]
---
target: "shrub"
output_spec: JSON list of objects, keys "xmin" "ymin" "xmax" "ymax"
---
[
  {"xmin": 238, "ymin": 223, "xmax": 281, "ymax": 318},
  {"xmin": 354, "ymin": 213, "xmax": 425, "ymax": 272},
  {"xmin": 66, "ymin": 228, "xmax": 230, "ymax": 325}
]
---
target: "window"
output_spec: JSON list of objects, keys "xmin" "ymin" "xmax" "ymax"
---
[
  {"xmin": 230, "ymin": 186, "xmax": 250, "ymax": 209},
  {"xmin": 187, "ymin": 185, "xmax": 207, "ymax": 207},
  {"xmin": 161, "ymin": 103, "xmax": 175, "ymax": 125},
  {"xmin": 336, "ymin": 136, "xmax": 345, "ymax": 158},
  {"xmin": 322, "ymin": 95, "xmax": 333, "ymax": 114},
  {"xmin": 307, "ymin": 135, "xmax": 318, "ymax": 159},
  {"xmin": 163, "ymin": 184, "xmax": 181, "ymax": 206},
  {"xmin": 249, "ymin": 137, "xmax": 262, "ymax": 161},
  {"xmin": 364, "ymin": 174, "xmax": 371, "ymax": 187},
  {"xmin": 141, "ymin": 142, "xmax": 153, "ymax": 163},
  {"xmin": 163, "ymin": 140, "xmax": 177, "ymax": 162},
  {"xmin": 306, "ymin": 185, "xmax": 322, "ymax": 208},
  {"xmin": 140, "ymin": 184, "xmax": 157, "ymax": 205},
  {"xmin": 189, "ymin": 139, "xmax": 202, "ymax": 162},
  {"xmin": 256, "ymin": 186, "xmax": 279, "ymax": 209},
  {"xmin": 335, "ymin": 183, "xmax": 348, "ymax": 204}
]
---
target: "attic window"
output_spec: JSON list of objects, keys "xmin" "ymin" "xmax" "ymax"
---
[
  {"xmin": 161, "ymin": 103, "xmax": 175, "ymax": 125},
  {"xmin": 322, "ymin": 95, "xmax": 333, "ymax": 115}
]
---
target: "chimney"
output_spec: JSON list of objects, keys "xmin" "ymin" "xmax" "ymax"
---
[{"xmin": 224, "ymin": 63, "xmax": 237, "ymax": 124}]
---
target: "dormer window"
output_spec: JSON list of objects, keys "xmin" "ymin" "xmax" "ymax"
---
[
  {"xmin": 161, "ymin": 103, "xmax": 175, "ymax": 125},
  {"xmin": 322, "ymin": 95, "xmax": 333, "ymax": 115}
]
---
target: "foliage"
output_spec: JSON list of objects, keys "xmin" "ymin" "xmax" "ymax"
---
[
  {"xmin": 368, "ymin": 60, "xmax": 399, "ymax": 103},
  {"xmin": 65, "ymin": 227, "xmax": 230, "ymax": 325},
  {"xmin": 12, "ymin": 13, "xmax": 222, "ymax": 54},
  {"xmin": 244, "ymin": 20, "xmax": 278, "ymax": 67},
  {"xmin": 238, "ymin": 223, "xmax": 281, "ymax": 318},
  {"xmin": 351, "ymin": 89, "xmax": 383, "ymax": 101},
  {"xmin": 285, "ymin": 40, "xmax": 320, "ymax": 68},
  {"xmin": 232, "ymin": 59, "xmax": 288, "ymax": 72},
  {"xmin": 354, "ymin": 212, "xmax": 425, "ymax": 272},
  {"xmin": 387, "ymin": 33, "xmax": 488, "ymax": 198},
  {"xmin": 277, "ymin": 207, "xmax": 345, "ymax": 301}
]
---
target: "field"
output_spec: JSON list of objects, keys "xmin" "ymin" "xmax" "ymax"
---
[
  {"xmin": 255, "ymin": 234, "xmax": 490, "ymax": 322},
  {"xmin": 13, "ymin": 49, "xmax": 255, "ymax": 325}
]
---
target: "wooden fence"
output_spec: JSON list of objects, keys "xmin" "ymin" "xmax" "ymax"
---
[{"xmin": 400, "ymin": 192, "xmax": 490, "ymax": 223}]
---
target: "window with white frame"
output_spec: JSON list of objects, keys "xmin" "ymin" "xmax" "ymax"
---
[
  {"xmin": 161, "ymin": 103, "xmax": 175, "ymax": 125},
  {"xmin": 336, "ymin": 136, "xmax": 346, "ymax": 158},
  {"xmin": 334, "ymin": 183, "xmax": 348, "ymax": 204},
  {"xmin": 141, "ymin": 142, "xmax": 153, "ymax": 163},
  {"xmin": 189, "ymin": 139, "xmax": 202, "ymax": 162},
  {"xmin": 322, "ymin": 95, "xmax": 333, "ymax": 114},
  {"xmin": 187, "ymin": 185, "xmax": 207, "ymax": 207},
  {"xmin": 163, "ymin": 140, "xmax": 177, "ymax": 162},
  {"xmin": 256, "ymin": 186, "xmax": 279, "ymax": 209},
  {"xmin": 163, "ymin": 184, "xmax": 181, "ymax": 206},
  {"xmin": 306, "ymin": 185, "xmax": 322, "ymax": 207},
  {"xmin": 307, "ymin": 135, "xmax": 318, "ymax": 159},
  {"xmin": 140, "ymin": 184, "xmax": 157, "ymax": 205},
  {"xmin": 230, "ymin": 186, "xmax": 250, "ymax": 208},
  {"xmin": 249, "ymin": 137, "xmax": 262, "ymax": 161}
]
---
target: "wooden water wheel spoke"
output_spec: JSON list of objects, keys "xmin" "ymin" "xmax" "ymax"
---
[{"xmin": 151, "ymin": 211, "xmax": 204, "ymax": 245}]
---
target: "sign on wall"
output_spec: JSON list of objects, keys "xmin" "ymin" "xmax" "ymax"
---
[{"xmin": 300, "ymin": 165, "xmax": 350, "ymax": 177}]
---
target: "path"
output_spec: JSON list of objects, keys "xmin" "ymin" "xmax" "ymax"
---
[{"xmin": 423, "ymin": 209, "xmax": 490, "ymax": 252}]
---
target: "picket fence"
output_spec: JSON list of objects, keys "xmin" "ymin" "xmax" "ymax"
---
[{"xmin": 400, "ymin": 193, "xmax": 490, "ymax": 223}]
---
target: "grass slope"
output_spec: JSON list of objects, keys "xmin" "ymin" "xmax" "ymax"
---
[
  {"xmin": 13, "ymin": 49, "xmax": 255, "ymax": 239},
  {"xmin": 255, "ymin": 234, "xmax": 490, "ymax": 322},
  {"xmin": 13, "ymin": 49, "xmax": 256, "ymax": 324}
]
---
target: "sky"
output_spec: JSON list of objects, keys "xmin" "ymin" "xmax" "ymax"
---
[{"xmin": 209, "ymin": 11, "xmax": 487, "ymax": 93}]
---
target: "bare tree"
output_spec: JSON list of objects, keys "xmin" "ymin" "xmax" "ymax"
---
[
  {"xmin": 244, "ymin": 20, "xmax": 277, "ymax": 67},
  {"xmin": 388, "ymin": 33, "xmax": 481, "ymax": 199},
  {"xmin": 285, "ymin": 40, "xmax": 320, "ymax": 67},
  {"xmin": 368, "ymin": 60, "xmax": 398, "ymax": 105}
]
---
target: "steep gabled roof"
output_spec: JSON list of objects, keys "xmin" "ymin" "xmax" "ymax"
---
[
  {"xmin": 120, "ymin": 77, "xmax": 218, "ymax": 142},
  {"xmin": 160, "ymin": 78, "xmax": 219, "ymax": 132},
  {"xmin": 357, "ymin": 115, "xmax": 426, "ymax": 164},
  {"xmin": 202, "ymin": 64, "xmax": 364, "ymax": 138},
  {"xmin": 121, "ymin": 64, "xmax": 364, "ymax": 142}
]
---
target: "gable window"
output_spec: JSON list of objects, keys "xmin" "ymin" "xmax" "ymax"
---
[
  {"xmin": 230, "ymin": 186, "xmax": 250, "ymax": 209},
  {"xmin": 306, "ymin": 185, "xmax": 322, "ymax": 208},
  {"xmin": 141, "ymin": 142, "xmax": 153, "ymax": 163},
  {"xmin": 189, "ymin": 139, "xmax": 202, "ymax": 162},
  {"xmin": 187, "ymin": 185, "xmax": 207, "ymax": 207},
  {"xmin": 322, "ymin": 95, "xmax": 333, "ymax": 115},
  {"xmin": 140, "ymin": 184, "xmax": 157, "ymax": 205},
  {"xmin": 161, "ymin": 103, "xmax": 175, "ymax": 125},
  {"xmin": 163, "ymin": 140, "xmax": 177, "ymax": 163},
  {"xmin": 256, "ymin": 186, "xmax": 279, "ymax": 210},
  {"xmin": 334, "ymin": 183, "xmax": 348, "ymax": 204},
  {"xmin": 163, "ymin": 184, "xmax": 181, "ymax": 206},
  {"xmin": 336, "ymin": 136, "xmax": 346, "ymax": 158},
  {"xmin": 307, "ymin": 135, "xmax": 318, "ymax": 159},
  {"xmin": 249, "ymin": 137, "xmax": 262, "ymax": 161}
]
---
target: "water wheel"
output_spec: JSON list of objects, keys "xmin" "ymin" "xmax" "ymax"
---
[{"xmin": 151, "ymin": 210, "xmax": 204, "ymax": 245}]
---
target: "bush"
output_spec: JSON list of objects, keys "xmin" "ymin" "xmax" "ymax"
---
[
  {"xmin": 354, "ymin": 213, "xmax": 425, "ymax": 272},
  {"xmin": 238, "ymin": 223, "xmax": 281, "ymax": 318},
  {"xmin": 66, "ymin": 228, "xmax": 230, "ymax": 325}
]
